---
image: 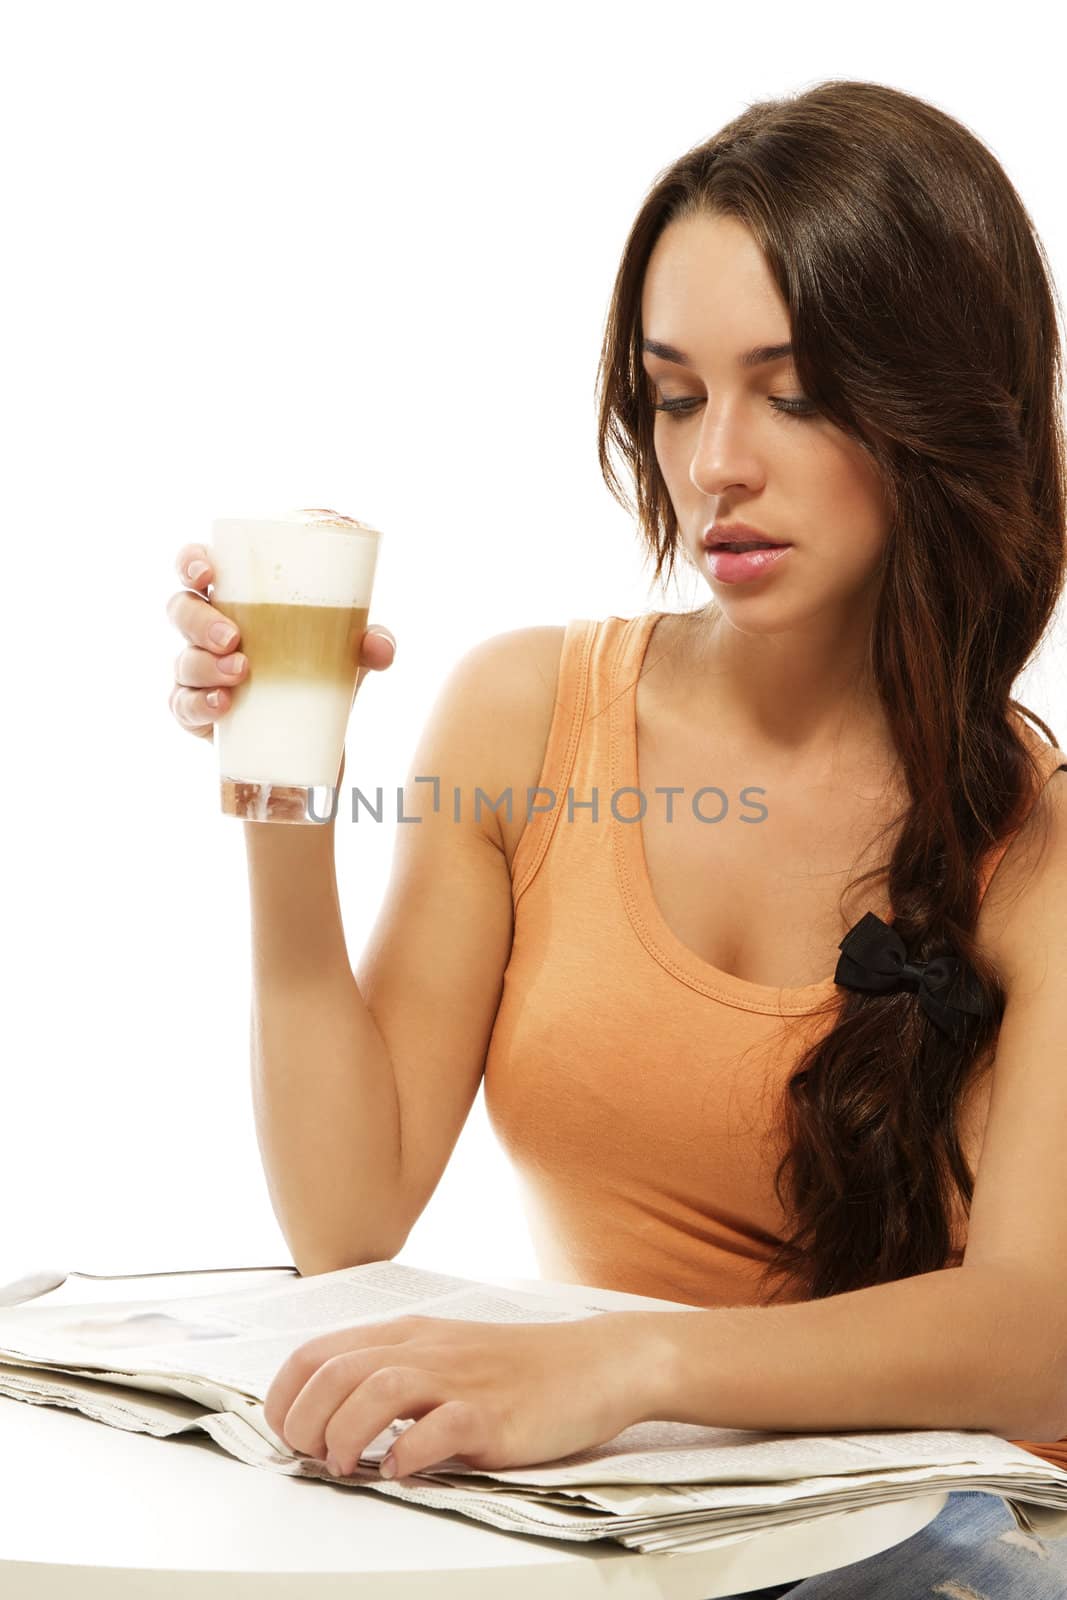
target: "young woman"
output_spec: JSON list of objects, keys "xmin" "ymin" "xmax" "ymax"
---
[{"xmin": 167, "ymin": 79, "xmax": 1067, "ymax": 1595}]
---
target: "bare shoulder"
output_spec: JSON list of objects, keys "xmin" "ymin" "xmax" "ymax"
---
[
  {"xmin": 455, "ymin": 625, "xmax": 566, "ymax": 724},
  {"xmin": 467, "ymin": 623, "xmax": 567, "ymax": 680},
  {"xmin": 450, "ymin": 626, "xmax": 567, "ymax": 865}
]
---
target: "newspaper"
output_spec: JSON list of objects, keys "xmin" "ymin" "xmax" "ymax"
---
[{"xmin": 1, "ymin": 1259, "xmax": 1066, "ymax": 1554}]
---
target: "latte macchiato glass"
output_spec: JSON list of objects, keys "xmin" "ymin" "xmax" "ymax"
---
[{"xmin": 210, "ymin": 509, "xmax": 382, "ymax": 824}]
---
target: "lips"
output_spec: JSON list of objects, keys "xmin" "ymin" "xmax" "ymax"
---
[
  {"xmin": 703, "ymin": 522, "xmax": 789, "ymax": 550},
  {"xmin": 709, "ymin": 540, "xmax": 788, "ymax": 551}
]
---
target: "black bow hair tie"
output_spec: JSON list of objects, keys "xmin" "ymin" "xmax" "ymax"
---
[{"xmin": 834, "ymin": 911, "xmax": 996, "ymax": 1042}]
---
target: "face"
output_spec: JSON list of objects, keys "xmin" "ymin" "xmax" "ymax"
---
[{"xmin": 640, "ymin": 212, "xmax": 890, "ymax": 639}]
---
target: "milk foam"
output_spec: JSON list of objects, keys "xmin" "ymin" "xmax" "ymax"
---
[{"xmin": 211, "ymin": 508, "xmax": 381, "ymax": 606}]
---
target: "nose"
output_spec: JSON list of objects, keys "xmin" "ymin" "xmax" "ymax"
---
[{"xmin": 688, "ymin": 408, "xmax": 764, "ymax": 500}]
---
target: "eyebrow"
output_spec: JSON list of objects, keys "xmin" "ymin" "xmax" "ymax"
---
[{"xmin": 641, "ymin": 338, "xmax": 794, "ymax": 369}]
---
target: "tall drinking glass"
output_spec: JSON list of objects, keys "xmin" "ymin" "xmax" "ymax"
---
[{"xmin": 209, "ymin": 508, "xmax": 382, "ymax": 824}]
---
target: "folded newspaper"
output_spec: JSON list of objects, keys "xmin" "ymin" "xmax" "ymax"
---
[{"xmin": 0, "ymin": 1259, "xmax": 1065, "ymax": 1554}]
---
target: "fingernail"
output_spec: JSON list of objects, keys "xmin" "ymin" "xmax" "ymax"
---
[
  {"xmin": 325, "ymin": 1454, "xmax": 342, "ymax": 1477},
  {"xmin": 187, "ymin": 561, "xmax": 210, "ymax": 583},
  {"xmin": 210, "ymin": 623, "xmax": 236, "ymax": 647},
  {"xmin": 380, "ymin": 1454, "xmax": 397, "ymax": 1478}
]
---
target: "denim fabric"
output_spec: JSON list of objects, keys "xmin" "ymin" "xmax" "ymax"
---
[{"xmin": 715, "ymin": 1490, "xmax": 1067, "ymax": 1599}]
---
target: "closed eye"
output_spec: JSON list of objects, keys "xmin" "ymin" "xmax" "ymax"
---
[{"xmin": 653, "ymin": 396, "xmax": 818, "ymax": 421}]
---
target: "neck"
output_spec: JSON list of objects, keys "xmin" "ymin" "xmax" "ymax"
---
[{"xmin": 660, "ymin": 605, "xmax": 897, "ymax": 779}]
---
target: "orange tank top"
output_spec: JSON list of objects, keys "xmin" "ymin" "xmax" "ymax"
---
[{"xmin": 482, "ymin": 611, "xmax": 1067, "ymax": 1470}]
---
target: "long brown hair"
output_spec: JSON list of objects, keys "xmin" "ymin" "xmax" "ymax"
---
[{"xmin": 594, "ymin": 79, "xmax": 1067, "ymax": 1300}]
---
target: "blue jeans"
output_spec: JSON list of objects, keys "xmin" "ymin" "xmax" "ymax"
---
[{"xmin": 718, "ymin": 1490, "xmax": 1067, "ymax": 1598}]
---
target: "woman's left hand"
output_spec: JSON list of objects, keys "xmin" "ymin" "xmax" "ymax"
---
[{"xmin": 262, "ymin": 1310, "xmax": 673, "ymax": 1480}]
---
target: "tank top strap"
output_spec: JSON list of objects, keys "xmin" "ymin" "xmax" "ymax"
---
[
  {"xmin": 510, "ymin": 617, "xmax": 600, "ymax": 906},
  {"xmin": 508, "ymin": 623, "xmax": 1067, "ymax": 923},
  {"xmin": 976, "ymin": 730, "xmax": 1067, "ymax": 908}
]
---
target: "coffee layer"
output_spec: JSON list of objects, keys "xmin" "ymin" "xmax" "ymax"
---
[
  {"xmin": 220, "ymin": 602, "xmax": 369, "ymax": 683},
  {"xmin": 213, "ymin": 602, "xmax": 368, "ymax": 786}
]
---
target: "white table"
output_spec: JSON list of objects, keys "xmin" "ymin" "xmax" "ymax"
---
[{"xmin": 0, "ymin": 1267, "xmax": 946, "ymax": 1597}]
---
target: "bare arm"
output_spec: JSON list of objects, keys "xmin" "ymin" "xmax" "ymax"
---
[
  {"xmin": 640, "ymin": 1260, "xmax": 1066, "ymax": 1444},
  {"xmin": 246, "ymin": 629, "xmax": 548, "ymax": 1276},
  {"xmin": 244, "ymin": 816, "xmax": 405, "ymax": 1276}
]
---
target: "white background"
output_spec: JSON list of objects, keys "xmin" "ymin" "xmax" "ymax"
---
[{"xmin": 3, "ymin": 2, "xmax": 1065, "ymax": 1297}]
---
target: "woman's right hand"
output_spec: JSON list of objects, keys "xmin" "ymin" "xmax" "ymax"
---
[{"xmin": 166, "ymin": 542, "xmax": 396, "ymax": 742}]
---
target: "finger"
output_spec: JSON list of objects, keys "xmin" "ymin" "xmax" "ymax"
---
[
  {"xmin": 373, "ymin": 1397, "xmax": 487, "ymax": 1481},
  {"xmin": 175, "ymin": 544, "xmax": 214, "ymax": 594},
  {"xmin": 174, "ymin": 643, "xmax": 246, "ymax": 689},
  {"xmin": 278, "ymin": 1350, "xmax": 425, "ymax": 1462},
  {"xmin": 360, "ymin": 626, "xmax": 395, "ymax": 667},
  {"xmin": 168, "ymin": 681, "xmax": 228, "ymax": 737},
  {"xmin": 352, "ymin": 626, "xmax": 396, "ymax": 702},
  {"xmin": 262, "ymin": 1317, "xmax": 420, "ymax": 1441},
  {"xmin": 164, "ymin": 587, "xmax": 241, "ymax": 654},
  {"xmin": 319, "ymin": 1365, "xmax": 459, "ymax": 1477}
]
